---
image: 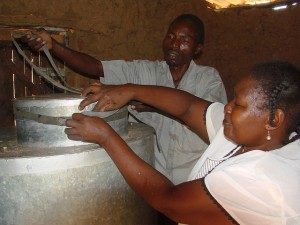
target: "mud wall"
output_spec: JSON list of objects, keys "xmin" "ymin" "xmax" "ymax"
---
[{"xmin": 1, "ymin": 0, "xmax": 299, "ymax": 99}]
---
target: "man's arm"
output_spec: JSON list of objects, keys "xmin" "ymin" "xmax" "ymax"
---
[{"xmin": 21, "ymin": 28, "xmax": 104, "ymax": 78}]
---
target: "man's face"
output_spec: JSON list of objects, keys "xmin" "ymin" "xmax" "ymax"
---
[{"xmin": 162, "ymin": 20, "xmax": 202, "ymax": 67}]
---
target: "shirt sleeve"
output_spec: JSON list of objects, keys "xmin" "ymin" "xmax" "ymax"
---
[
  {"xmin": 195, "ymin": 67, "xmax": 227, "ymax": 104},
  {"xmin": 206, "ymin": 102, "xmax": 225, "ymax": 142}
]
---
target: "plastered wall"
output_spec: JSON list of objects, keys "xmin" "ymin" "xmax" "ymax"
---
[{"xmin": 1, "ymin": 0, "xmax": 299, "ymax": 99}]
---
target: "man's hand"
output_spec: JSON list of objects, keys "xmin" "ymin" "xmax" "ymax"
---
[{"xmin": 20, "ymin": 28, "xmax": 53, "ymax": 51}]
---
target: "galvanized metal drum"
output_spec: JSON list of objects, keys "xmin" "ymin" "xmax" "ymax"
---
[
  {"xmin": 1, "ymin": 39, "xmax": 157, "ymax": 224},
  {"xmin": 0, "ymin": 124, "xmax": 156, "ymax": 225},
  {"xmin": 13, "ymin": 93, "xmax": 128, "ymax": 148},
  {"xmin": 1, "ymin": 92, "xmax": 156, "ymax": 225}
]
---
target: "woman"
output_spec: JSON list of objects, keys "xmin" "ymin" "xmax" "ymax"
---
[{"xmin": 65, "ymin": 61, "xmax": 300, "ymax": 225}]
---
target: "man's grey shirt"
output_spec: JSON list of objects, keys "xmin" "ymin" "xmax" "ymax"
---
[{"xmin": 101, "ymin": 60, "xmax": 227, "ymax": 184}]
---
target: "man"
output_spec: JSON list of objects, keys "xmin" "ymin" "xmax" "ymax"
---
[{"xmin": 23, "ymin": 14, "xmax": 227, "ymax": 185}]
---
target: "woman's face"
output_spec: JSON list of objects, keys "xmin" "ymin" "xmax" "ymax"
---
[{"xmin": 223, "ymin": 76, "xmax": 270, "ymax": 150}]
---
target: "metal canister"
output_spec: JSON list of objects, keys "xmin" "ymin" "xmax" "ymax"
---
[{"xmin": 13, "ymin": 93, "xmax": 128, "ymax": 148}]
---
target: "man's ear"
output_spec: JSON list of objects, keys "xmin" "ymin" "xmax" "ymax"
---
[
  {"xmin": 266, "ymin": 108, "xmax": 285, "ymax": 130},
  {"xmin": 194, "ymin": 44, "xmax": 203, "ymax": 56}
]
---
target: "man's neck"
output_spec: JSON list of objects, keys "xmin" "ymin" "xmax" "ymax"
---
[{"xmin": 169, "ymin": 63, "xmax": 190, "ymax": 87}]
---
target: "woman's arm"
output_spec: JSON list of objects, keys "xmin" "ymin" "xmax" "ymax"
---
[
  {"xmin": 79, "ymin": 82, "xmax": 211, "ymax": 142},
  {"xmin": 65, "ymin": 114, "xmax": 233, "ymax": 225}
]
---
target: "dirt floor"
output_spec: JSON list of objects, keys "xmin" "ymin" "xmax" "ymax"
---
[{"xmin": 0, "ymin": 0, "xmax": 299, "ymax": 99}]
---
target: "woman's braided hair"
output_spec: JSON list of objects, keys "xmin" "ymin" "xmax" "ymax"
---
[{"xmin": 251, "ymin": 61, "xmax": 300, "ymax": 143}]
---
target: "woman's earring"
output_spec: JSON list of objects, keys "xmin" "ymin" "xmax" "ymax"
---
[
  {"xmin": 265, "ymin": 124, "xmax": 271, "ymax": 141},
  {"xmin": 266, "ymin": 129, "xmax": 271, "ymax": 141}
]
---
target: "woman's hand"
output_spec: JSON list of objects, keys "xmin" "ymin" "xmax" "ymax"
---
[
  {"xmin": 65, "ymin": 113, "xmax": 115, "ymax": 146},
  {"xmin": 79, "ymin": 82, "xmax": 134, "ymax": 112}
]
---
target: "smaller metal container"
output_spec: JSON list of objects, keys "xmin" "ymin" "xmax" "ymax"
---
[{"xmin": 13, "ymin": 93, "xmax": 128, "ymax": 148}]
